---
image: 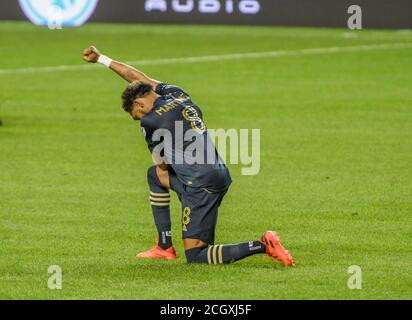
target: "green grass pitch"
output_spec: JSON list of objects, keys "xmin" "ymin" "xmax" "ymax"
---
[{"xmin": 0, "ymin": 22, "xmax": 411, "ymax": 300}]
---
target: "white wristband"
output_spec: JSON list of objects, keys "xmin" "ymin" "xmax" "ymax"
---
[{"xmin": 97, "ymin": 55, "xmax": 112, "ymax": 68}]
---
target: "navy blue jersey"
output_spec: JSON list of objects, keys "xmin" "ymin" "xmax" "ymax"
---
[{"xmin": 140, "ymin": 83, "xmax": 231, "ymax": 192}]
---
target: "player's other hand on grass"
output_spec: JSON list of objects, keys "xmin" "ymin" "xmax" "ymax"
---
[{"xmin": 82, "ymin": 46, "xmax": 101, "ymax": 63}]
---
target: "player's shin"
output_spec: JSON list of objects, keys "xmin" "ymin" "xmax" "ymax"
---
[
  {"xmin": 147, "ymin": 166, "xmax": 173, "ymax": 250},
  {"xmin": 185, "ymin": 241, "xmax": 266, "ymax": 264}
]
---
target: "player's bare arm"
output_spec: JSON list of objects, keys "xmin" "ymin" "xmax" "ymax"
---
[
  {"xmin": 83, "ymin": 47, "xmax": 167, "ymax": 186},
  {"xmin": 82, "ymin": 46, "xmax": 160, "ymax": 88}
]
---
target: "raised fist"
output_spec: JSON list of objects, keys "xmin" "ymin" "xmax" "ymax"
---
[{"xmin": 82, "ymin": 46, "xmax": 101, "ymax": 63}]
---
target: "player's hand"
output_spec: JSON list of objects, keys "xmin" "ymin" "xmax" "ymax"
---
[{"xmin": 82, "ymin": 46, "xmax": 101, "ymax": 63}]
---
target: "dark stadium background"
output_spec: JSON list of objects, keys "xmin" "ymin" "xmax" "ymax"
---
[{"xmin": 0, "ymin": 0, "xmax": 411, "ymax": 28}]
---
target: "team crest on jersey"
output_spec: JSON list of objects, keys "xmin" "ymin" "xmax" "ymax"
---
[{"xmin": 18, "ymin": 0, "xmax": 99, "ymax": 26}]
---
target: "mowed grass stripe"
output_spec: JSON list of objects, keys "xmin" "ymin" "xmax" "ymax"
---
[{"xmin": 0, "ymin": 42, "xmax": 411, "ymax": 75}]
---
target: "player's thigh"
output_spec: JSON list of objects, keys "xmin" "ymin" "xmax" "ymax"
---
[
  {"xmin": 181, "ymin": 188, "xmax": 227, "ymax": 245},
  {"xmin": 168, "ymin": 169, "xmax": 184, "ymax": 202}
]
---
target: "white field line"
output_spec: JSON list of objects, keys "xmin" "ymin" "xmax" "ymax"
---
[{"xmin": 0, "ymin": 42, "xmax": 411, "ymax": 75}]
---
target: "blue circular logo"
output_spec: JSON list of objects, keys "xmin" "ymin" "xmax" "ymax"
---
[{"xmin": 19, "ymin": 0, "xmax": 99, "ymax": 27}]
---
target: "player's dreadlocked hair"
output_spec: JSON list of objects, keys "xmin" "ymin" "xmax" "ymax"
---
[{"xmin": 121, "ymin": 81, "xmax": 153, "ymax": 113}]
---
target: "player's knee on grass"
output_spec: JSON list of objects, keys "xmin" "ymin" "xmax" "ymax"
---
[
  {"xmin": 184, "ymin": 239, "xmax": 211, "ymax": 264},
  {"xmin": 185, "ymin": 247, "xmax": 207, "ymax": 264}
]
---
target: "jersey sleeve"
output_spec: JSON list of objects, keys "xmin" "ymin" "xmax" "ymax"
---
[{"xmin": 155, "ymin": 83, "xmax": 185, "ymax": 95}]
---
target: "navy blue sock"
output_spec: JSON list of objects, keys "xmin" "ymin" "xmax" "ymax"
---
[
  {"xmin": 185, "ymin": 241, "xmax": 266, "ymax": 264},
  {"xmin": 158, "ymin": 230, "xmax": 172, "ymax": 250},
  {"xmin": 147, "ymin": 166, "xmax": 172, "ymax": 250}
]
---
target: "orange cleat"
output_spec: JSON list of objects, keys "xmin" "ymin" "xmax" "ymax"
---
[
  {"xmin": 135, "ymin": 246, "xmax": 177, "ymax": 260},
  {"xmin": 260, "ymin": 231, "xmax": 295, "ymax": 267}
]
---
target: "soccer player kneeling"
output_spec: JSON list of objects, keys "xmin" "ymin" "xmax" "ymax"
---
[{"xmin": 83, "ymin": 46, "xmax": 294, "ymax": 266}]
